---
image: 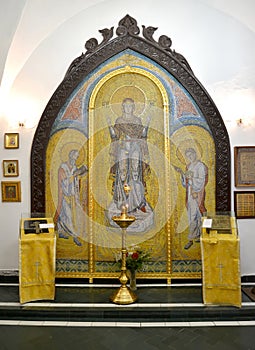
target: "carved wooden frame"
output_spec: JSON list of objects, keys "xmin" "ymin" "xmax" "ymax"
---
[{"xmin": 31, "ymin": 15, "xmax": 231, "ymax": 215}]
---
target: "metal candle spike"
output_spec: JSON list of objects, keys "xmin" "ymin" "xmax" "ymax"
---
[{"xmin": 110, "ymin": 184, "xmax": 137, "ymax": 304}]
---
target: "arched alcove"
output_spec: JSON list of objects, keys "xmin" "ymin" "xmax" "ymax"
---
[{"xmin": 31, "ymin": 15, "xmax": 230, "ymax": 280}]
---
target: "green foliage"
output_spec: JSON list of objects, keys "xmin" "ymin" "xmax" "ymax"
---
[{"xmin": 118, "ymin": 249, "xmax": 150, "ymax": 272}]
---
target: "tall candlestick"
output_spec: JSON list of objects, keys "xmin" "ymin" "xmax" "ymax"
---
[{"xmin": 110, "ymin": 189, "xmax": 137, "ymax": 304}]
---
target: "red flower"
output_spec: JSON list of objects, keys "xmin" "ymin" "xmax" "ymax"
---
[
  {"xmin": 117, "ymin": 248, "xmax": 150, "ymax": 271},
  {"xmin": 131, "ymin": 252, "xmax": 139, "ymax": 260}
]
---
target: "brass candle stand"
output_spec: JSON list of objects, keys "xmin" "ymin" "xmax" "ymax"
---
[{"xmin": 110, "ymin": 188, "xmax": 137, "ymax": 304}]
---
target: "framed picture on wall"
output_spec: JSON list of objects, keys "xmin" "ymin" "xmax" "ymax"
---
[
  {"xmin": 234, "ymin": 191, "xmax": 255, "ymax": 219},
  {"xmin": 234, "ymin": 146, "xmax": 255, "ymax": 187},
  {"xmin": 1, "ymin": 181, "xmax": 21, "ymax": 202},
  {"xmin": 4, "ymin": 133, "xmax": 19, "ymax": 149},
  {"xmin": 2, "ymin": 160, "xmax": 19, "ymax": 177}
]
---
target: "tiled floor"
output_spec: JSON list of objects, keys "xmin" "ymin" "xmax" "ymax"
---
[
  {"xmin": 0, "ymin": 281, "xmax": 255, "ymax": 349},
  {"xmin": 1, "ymin": 324, "xmax": 255, "ymax": 350}
]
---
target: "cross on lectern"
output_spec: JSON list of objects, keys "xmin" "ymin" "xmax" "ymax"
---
[
  {"xmin": 30, "ymin": 221, "xmax": 41, "ymax": 234},
  {"xmin": 216, "ymin": 263, "xmax": 224, "ymax": 283},
  {"xmin": 34, "ymin": 261, "xmax": 41, "ymax": 280}
]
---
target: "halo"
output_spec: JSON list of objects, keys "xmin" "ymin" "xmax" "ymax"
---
[
  {"xmin": 176, "ymin": 139, "xmax": 203, "ymax": 165},
  {"xmin": 60, "ymin": 142, "xmax": 85, "ymax": 166},
  {"xmin": 110, "ymin": 86, "xmax": 146, "ymax": 117}
]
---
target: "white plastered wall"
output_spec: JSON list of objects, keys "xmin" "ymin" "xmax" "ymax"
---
[{"xmin": 0, "ymin": 0, "xmax": 255, "ymax": 275}]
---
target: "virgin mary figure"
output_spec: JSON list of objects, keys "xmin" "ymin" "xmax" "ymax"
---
[{"xmin": 106, "ymin": 98, "xmax": 154, "ymax": 232}]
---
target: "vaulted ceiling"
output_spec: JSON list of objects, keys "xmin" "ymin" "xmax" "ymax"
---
[{"xmin": 1, "ymin": 0, "xmax": 255, "ymax": 99}]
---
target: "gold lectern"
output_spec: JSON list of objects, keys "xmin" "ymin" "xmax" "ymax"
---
[
  {"xmin": 19, "ymin": 217, "xmax": 56, "ymax": 304},
  {"xmin": 201, "ymin": 213, "xmax": 241, "ymax": 307}
]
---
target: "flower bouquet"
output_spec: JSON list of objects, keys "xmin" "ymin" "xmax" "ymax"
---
[
  {"xmin": 125, "ymin": 248, "xmax": 150, "ymax": 272},
  {"xmin": 116, "ymin": 246, "xmax": 150, "ymax": 291},
  {"xmin": 127, "ymin": 248, "xmax": 150, "ymax": 290}
]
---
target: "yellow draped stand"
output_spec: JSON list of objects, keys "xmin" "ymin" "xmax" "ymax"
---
[
  {"xmin": 19, "ymin": 218, "xmax": 56, "ymax": 304},
  {"xmin": 201, "ymin": 214, "xmax": 241, "ymax": 308}
]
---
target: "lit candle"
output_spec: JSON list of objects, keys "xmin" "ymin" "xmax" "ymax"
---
[{"xmin": 121, "ymin": 205, "xmax": 127, "ymax": 216}]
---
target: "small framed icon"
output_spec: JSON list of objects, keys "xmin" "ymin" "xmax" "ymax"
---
[
  {"xmin": 4, "ymin": 133, "xmax": 19, "ymax": 149},
  {"xmin": 2, "ymin": 160, "xmax": 19, "ymax": 177},
  {"xmin": 1, "ymin": 181, "xmax": 21, "ymax": 202}
]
